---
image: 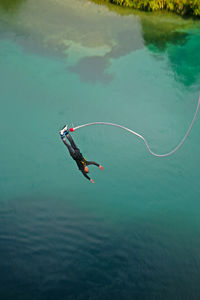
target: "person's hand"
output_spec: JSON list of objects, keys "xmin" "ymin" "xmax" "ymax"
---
[
  {"xmin": 99, "ymin": 165, "xmax": 104, "ymax": 170},
  {"xmin": 90, "ymin": 179, "xmax": 95, "ymax": 184}
]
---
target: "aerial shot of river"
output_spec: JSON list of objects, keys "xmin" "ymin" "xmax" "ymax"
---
[{"xmin": 0, "ymin": 0, "xmax": 200, "ymax": 299}]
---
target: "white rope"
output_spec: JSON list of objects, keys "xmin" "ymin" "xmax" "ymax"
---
[{"xmin": 73, "ymin": 96, "xmax": 200, "ymax": 157}]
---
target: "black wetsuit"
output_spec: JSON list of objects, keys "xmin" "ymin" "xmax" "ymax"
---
[{"xmin": 62, "ymin": 133, "xmax": 99, "ymax": 180}]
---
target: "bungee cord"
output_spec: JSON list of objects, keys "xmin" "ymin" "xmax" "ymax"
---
[{"xmin": 69, "ymin": 96, "xmax": 200, "ymax": 158}]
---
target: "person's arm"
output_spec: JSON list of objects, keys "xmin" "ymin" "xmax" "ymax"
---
[
  {"xmin": 81, "ymin": 170, "xmax": 90, "ymax": 180},
  {"xmin": 86, "ymin": 161, "xmax": 104, "ymax": 170},
  {"xmin": 81, "ymin": 170, "xmax": 95, "ymax": 183},
  {"xmin": 86, "ymin": 161, "xmax": 99, "ymax": 167}
]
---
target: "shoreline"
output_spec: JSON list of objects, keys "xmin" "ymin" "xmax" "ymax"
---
[{"xmin": 92, "ymin": 0, "xmax": 200, "ymax": 17}]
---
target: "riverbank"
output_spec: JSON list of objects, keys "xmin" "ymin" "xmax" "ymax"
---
[{"xmin": 96, "ymin": 0, "xmax": 200, "ymax": 16}]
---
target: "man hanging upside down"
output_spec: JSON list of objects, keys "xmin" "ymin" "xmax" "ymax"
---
[{"xmin": 60, "ymin": 125, "xmax": 104, "ymax": 183}]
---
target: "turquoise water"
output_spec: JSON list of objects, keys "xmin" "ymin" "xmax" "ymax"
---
[{"xmin": 0, "ymin": 0, "xmax": 200, "ymax": 299}]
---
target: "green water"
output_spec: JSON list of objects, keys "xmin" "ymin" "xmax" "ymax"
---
[{"xmin": 0, "ymin": 0, "xmax": 200, "ymax": 299}]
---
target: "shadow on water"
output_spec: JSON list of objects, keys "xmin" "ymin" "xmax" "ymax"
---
[
  {"xmin": 69, "ymin": 56, "xmax": 114, "ymax": 85},
  {"xmin": 0, "ymin": 0, "xmax": 26, "ymax": 12},
  {"xmin": 68, "ymin": 29, "xmax": 143, "ymax": 84}
]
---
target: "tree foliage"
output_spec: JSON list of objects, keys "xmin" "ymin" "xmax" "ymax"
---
[{"xmin": 109, "ymin": 0, "xmax": 200, "ymax": 16}]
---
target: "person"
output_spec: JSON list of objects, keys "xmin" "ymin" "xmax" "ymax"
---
[{"xmin": 60, "ymin": 125, "xmax": 104, "ymax": 183}]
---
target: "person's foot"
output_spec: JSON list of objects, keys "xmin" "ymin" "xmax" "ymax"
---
[{"xmin": 60, "ymin": 125, "xmax": 68, "ymax": 136}]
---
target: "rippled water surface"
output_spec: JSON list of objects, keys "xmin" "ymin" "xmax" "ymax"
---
[{"xmin": 0, "ymin": 0, "xmax": 200, "ymax": 299}]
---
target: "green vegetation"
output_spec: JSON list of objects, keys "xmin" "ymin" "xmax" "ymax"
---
[{"xmin": 105, "ymin": 0, "xmax": 200, "ymax": 16}]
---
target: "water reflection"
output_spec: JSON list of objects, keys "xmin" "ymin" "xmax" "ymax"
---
[
  {"xmin": 140, "ymin": 17, "xmax": 200, "ymax": 86},
  {"xmin": 91, "ymin": 2, "xmax": 200, "ymax": 86},
  {"xmin": 107, "ymin": 29, "xmax": 143, "ymax": 58},
  {"xmin": 68, "ymin": 27, "xmax": 143, "ymax": 84},
  {"xmin": 166, "ymin": 32, "xmax": 200, "ymax": 86},
  {"xmin": 0, "ymin": 0, "xmax": 199, "ymax": 86},
  {"xmin": 0, "ymin": 0, "xmax": 26, "ymax": 12},
  {"xmin": 141, "ymin": 18, "xmax": 188, "ymax": 51},
  {"xmin": 0, "ymin": 0, "xmax": 144, "ymax": 84}
]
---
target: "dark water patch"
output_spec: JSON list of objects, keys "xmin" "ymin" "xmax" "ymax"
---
[
  {"xmin": 166, "ymin": 31, "xmax": 200, "ymax": 86},
  {"xmin": 1, "ymin": 196, "xmax": 200, "ymax": 299},
  {"xmin": 69, "ymin": 56, "xmax": 114, "ymax": 84}
]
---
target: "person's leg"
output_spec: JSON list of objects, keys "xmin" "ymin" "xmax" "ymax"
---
[
  {"xmin": 66, "ymin": 133, "xmax": 79, "ymax": 150},
  {"xmin": 62, "ymin": 138, "xmax": 75, "ymax": 157},
  {"xmin": 60, "ymin": 125, "xmax": 68, "ymax": 137}
]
